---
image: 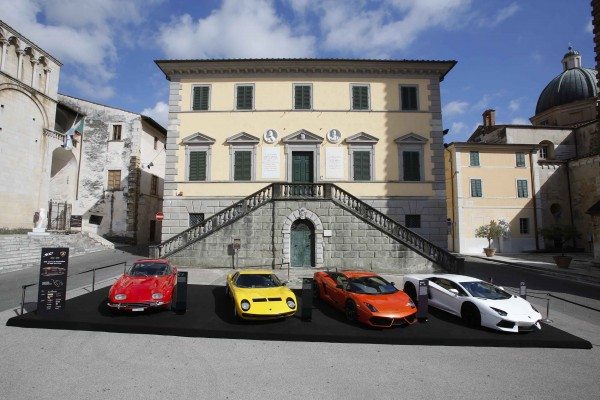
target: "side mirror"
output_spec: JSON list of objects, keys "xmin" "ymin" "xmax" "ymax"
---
[
  {"xmin": 448, "ymin": 288, "xmax": 459, "ymax": 296},
  {"xmin": 497, "ymin": 286, "xmax": 505, "ymax": 291},
  {"xmin": 281, "ymin": 281, "xmax": 288, "ymax": 286},
  {"xmin": 390, "ymin": 281, "xmax": 395, "ymax": 286}
]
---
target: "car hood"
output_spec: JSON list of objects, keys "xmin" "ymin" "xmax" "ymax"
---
[
  {"xmin": 232, "ymin": 286, "xmax": 295, "ymax": 300},
  {"xmin": 477, "ymin": 295, "xmax": 538, "ymax": 316},
  {"xmin": 353, "ymin": 291, "xmax": 413, "ymax": 312},
  {"xmin": 111, "ymin": 275, "xmax": 171, "ymax": 297}
]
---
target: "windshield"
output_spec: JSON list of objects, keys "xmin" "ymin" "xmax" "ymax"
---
[
  {"xmin": 346, "ymin": 276, "xmax": 398, "ymax": 295},
  {"xmin": 129, "ymin": 263, "xmax": 170, "ymax": 276},
  {"xmin": 235, "ymin": 274, "xmax": 282, "ymax": 288},
  {"xmin": 460, "ymin": 281, "xmax": 512, "ymax": 300}
]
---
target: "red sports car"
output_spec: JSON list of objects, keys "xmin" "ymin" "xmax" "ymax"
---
[
  {"xmin": 313, "ymin": 270, "xmax": 417, "ymax": 328},
  {"xmin": 107, "ymin": 259, "xmax": 177, "ymax": 312}
]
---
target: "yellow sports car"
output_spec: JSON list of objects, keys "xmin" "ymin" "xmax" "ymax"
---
[{"xmin": 225, "ymin": 269, "xmax": 297, "ymax": 320}]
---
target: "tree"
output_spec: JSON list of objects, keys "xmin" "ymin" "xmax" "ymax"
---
[{"xmin": 474, "ymin": 220, "xmax": 509, "ymax": 249}]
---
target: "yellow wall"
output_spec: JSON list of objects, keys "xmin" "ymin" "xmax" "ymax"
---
[{"xmin": 174, "ymin": 76, "xmax": 436, "ymax": 198}]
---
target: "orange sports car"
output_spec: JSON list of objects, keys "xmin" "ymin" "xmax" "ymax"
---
[{"xmin": 313, "ymin": 270, "xmax": 417, "ymax": 328}]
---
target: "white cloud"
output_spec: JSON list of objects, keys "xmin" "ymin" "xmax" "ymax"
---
[
  {"xmin": 157, "ymin": 0, "xmax": 316, "ymax": 58},
  {"xmin": 451, "ymin": 121, "xmax": 467, "ymax": 135},
  {"xmin": 511, "ymin": 117, "xmax": 530, "ymax": 125},
  {"xmin": 141, "ymin": 101, "xmax": 169, "ymax": 128},
  {"xmin": 509, "ymin": 99, "xmax": 520, "ymax": 112},
  {"xmin": 490, "ymin": 3, "xmax": 519, "ymax": 26},
  {"xmin": 586, "ymin": 18, "xmax": 593, "ymax": 34},
  {"xmin": 443, "ymin": 100, "xmax": 469, "ymax": 116},
  {"xmin": 473, "ymin": 94, "xmax": 493, "ymax": 110},
  {"xmin": 0, "ymin": 0, "xmax": 156, "ymax": 99}
]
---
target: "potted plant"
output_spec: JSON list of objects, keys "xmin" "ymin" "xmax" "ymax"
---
[
  {"xmin": 539, "ymin": 224, "xmax": 579, "ymax": 268},
  {"xmin": 475, "ymin": 220, "xmax": 509, "ymax": 257}
]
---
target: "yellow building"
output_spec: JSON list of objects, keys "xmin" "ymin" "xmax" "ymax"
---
[
  {"xmin": 153, "ymin": 58, "xmax": 459, "ymax": 270},
  {"xmin": 445, "ymin": 142, "xmax": 541, "ymax": 253}
]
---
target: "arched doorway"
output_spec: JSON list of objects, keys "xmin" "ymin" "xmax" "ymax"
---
[{"xmin": 291, "ymin": 219, "xmax": 315, "ymax": 267}]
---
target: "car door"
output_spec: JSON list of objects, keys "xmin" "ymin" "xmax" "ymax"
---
[
  {"xmin": 428, "ymin": 278, "xmax": 459, "ymax": 314},
  {"xmin": 324, "ymin": 273, "xmax": 347, "ymax": 309}
]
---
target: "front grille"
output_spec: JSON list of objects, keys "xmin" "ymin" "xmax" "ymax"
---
[
  {"xmin": 518, "ymin": 324, "xmax": 536, "ymax": 332},
  {"xmin": 252, "ymin": 298, "xmax": 267, "ymax": 302},
  {"xmin": 497, "ymin": 320, "xmax": 516, "ymax": 329},
  {"xmin": 267, "ymin": 297, "xmax": 282, "ymax": 301},
  {"xmin": 369, "ymin": 317, "xmax": 393, "ymax": 327}
]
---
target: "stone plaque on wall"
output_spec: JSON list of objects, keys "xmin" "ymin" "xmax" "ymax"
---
[
  {"xmin": 325, "ymin": 147, "xmax": 344, "ymax": 179},
  {"xmin": 262, "ymin": 147, "xmax": 280, "ymax": 179}
]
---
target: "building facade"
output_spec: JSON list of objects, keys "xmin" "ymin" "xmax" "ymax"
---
[
  {"xmin": 155, "ymin": 58, "xmax": 456, "ymax": 268},
  {"xmin": 56, "ymin": 95, "xmax": 167, "ymax": 244},
  {"xmin": 0, "ymin": 20, "xmax": 62, "ymax": 229}
]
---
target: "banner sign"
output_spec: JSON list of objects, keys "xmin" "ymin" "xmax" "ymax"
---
[{"xmin": 37, "ymin": 247, "xmax": 69, "ymax": 314}]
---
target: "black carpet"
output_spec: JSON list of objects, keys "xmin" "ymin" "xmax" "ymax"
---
[{"xmin": 6, "ymin": 285, "xmax": 592, "ymax": 349}]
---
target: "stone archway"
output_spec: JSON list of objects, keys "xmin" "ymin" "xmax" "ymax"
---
[{"xmin": 282, "ymin": 207, "xmax": 324, "ymax": 268}]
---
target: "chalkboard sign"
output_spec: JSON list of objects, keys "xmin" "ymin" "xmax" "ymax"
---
[
  {"xmin": 37, "ymin": 247, "xmax": 69, "ymax": 314},
  {"xmin": 70, "ymin": 215, "xmax": 82, "ymax": 228}
]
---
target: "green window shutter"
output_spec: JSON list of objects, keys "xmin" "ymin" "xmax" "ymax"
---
[
  {"xmin": 470, "ymin": 151, "xmax": 480, "ymax": 166},
  {"xmin": 516, "ymin": 152, "xmax": 526, "ymax": 167},
  {"xmin": 188, "ymin": 151, "xmax": 207, "ymax": 181},
  {"xmin": 237, "ymin": 86, "xmax": 253, "ymax": 110},
  {"xmin": 234, "ymin": 151, "xmax": 252, "ymax": 181},
  {"xmin": 401, "ymin": 86, "xmax": 418, "ymax": 110},
  {"xmin": 353, "ymin": 151, "xmax": 371, "ymax": 181},
  {"xmin": 294, "ymin": 85, "xmax": 311, "ymax": 109},
  {"xmin": 192, "ymin": 86, "xmax": 209, "ymax": 110},
  {"xmin": 352, "ymin": 85, "xmax": 369, "ymax": 110},
  {"xmin": 517, "ymin": 180, "xmax": 528, "ymax": 198},
  {"xmin": 403, "ymin": 151, "xmax": 420, "ymax": 181},
  {"xmin": 471, "ymin": 179, "xmax": 482, "ymax": 197}
]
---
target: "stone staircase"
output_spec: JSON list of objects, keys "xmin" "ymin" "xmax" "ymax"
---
[
  {"xmin": 0, "ymin": 232, "xmax": 114, "ymax": 273},
  {"xmin": 152, "ymin": 183, "xmax": 463, "ymax": 273}
]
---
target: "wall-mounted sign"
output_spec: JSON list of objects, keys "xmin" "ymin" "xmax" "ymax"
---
[
  {"xmin": 262, "ymin": 147, "xmax": 280, "ymax": 179},
  {"xmin": 325, "ymin": 147, "xmax": 344, "ymax": 179},
  {"xmin": 69, "ymin": 215, "xmax": 82, "ymax": 228},
  {"xmin": 37, "ymin": 247, "xmax": 69, "ymax": 314}
]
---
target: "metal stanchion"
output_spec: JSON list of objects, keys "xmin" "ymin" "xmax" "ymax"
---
[
  {"xmin": 20, "ymin": 285, "xmax": 26, "ymax": 315},
  {"xmin": 92, "ymin": 268, "xmax": 96, "ymax": 292},
  {"xmin": 542, "ymin": 294, "xmax": 553, "ymax": 323}
]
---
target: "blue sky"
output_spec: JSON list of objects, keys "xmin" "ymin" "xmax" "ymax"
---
[{"xmin": 1, "ymin": 0, "xmax": 595, "ymax": 142}]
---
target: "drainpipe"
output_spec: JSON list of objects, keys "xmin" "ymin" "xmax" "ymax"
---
[
  {"xmin": 529, "ymin": 151, "xmax": 539, "ymax": 250},
  {"xmin": 445, "ymin": 147, "xmax": 456, "ymax": 252}
]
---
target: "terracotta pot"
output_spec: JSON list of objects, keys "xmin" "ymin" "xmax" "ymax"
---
[
  {"xmin": 484, "ymin": 248, "xmax": 496, "ymax": 257},
  {"xmin": 553, "ymin": 255, "xmax": 572, "ymax": 268}
]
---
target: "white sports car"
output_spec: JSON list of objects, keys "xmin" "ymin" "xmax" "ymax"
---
[{"xmin": 402, "ymin": 274, "xmax": 542, "ymax": 333}]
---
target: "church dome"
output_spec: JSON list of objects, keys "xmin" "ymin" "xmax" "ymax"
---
[{"xmin": 535, "ymin": 47, "xmax": 598, "ymax": 115}]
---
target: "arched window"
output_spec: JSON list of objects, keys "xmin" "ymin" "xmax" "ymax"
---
[{"xmin": 539, "ymin": 140, "xmax": 554, "ymax": 159}]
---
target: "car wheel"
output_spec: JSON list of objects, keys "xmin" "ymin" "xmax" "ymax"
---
[
  {"xmin": 233, "ymin": 302, "xmax": 238, "ymax": 319},
  {"xmin": 404, "ymin": 282, "xmax": 418, "ymax": 305},
  {"xmin": 461, "ymin": 303, "xmax": 481, "ymax": 328},
  {"xmin": 345, "ymin": 300, "xmax": 357, "ymax": 323},
  {"xmin": 225, "ymin": 284, "xmax": 230, "ymax": 298}
]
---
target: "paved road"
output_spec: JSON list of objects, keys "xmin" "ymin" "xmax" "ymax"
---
[
  {"xmin": 0, "ymin": 246, "xmax": 146, "ymax": 312},
  {"xmin": 462, "ymin": 255, "xmax": 600, "ymax": 301}
]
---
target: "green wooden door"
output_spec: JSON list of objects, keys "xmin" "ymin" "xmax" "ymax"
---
[
  {"xmin": 292, "ymin": 152, "xmax": 313, "ymax": 182},
  {"xmin": 291, "ymin": 220, "xmax": 314, "ymax": 267}
]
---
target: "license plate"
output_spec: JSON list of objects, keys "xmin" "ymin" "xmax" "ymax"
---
[{"xmin": 132, "ymin": 308, "xmax": 145, "ymax": 312}]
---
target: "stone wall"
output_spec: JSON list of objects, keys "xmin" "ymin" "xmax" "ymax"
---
[{"xmin": 168, "ymin": 199, "xmax": 434, "ymax": 274}]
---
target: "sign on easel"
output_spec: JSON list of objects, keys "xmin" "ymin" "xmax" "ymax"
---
[{"xmin": 37, "ymin": 247, "xmax": 69, "ymax": 314}]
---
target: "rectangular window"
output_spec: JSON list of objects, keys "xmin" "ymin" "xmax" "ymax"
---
[
  {"xmin": 351, "ymin": 85, "xmax": 369, "ymax": 110},
  {"xmin": 188, "ymin": 151, "xmax": 207, "ymax": 181},
  {"xmin": 294, "ymin": 85, "xmax": 311, "ymax": 110},
  {"xmin": 540, "ymin": 146, "xmax": 548, "ymax": 159},
  {"xmin": 236, "ymin": 85, "xmax": 254, "ymax": 110},
  {"xmin": 469, "ymin": 151, "xmax": 480, "ymax": 166},
  {"xmin": 234, "ymin": 150, "xmax": 252, "ymax": 181},
  {"xmin": 150, "ymin": 175, "xmax": 158, "ymax": 195},
  {"xmin": 107, "ymin": 170, "xmax": 121, "ymax": 190},
  {"xmin": 89, "ymin": 215, "xmax": 103, "ymax": 225},
  {"xmin": 112, "ymin": 125, "xmax": 122, "ymax": 141},
  {"xmin": 470, "ymin": 179, "xmax": 482, "ymax": 197},
  {"xmin": 400, "ymin": 86, "xmax": 418, "ymax": 110},
  {"xmin": 405, "ymin": 214, "xmax": 421, "ymax": 228},
  {"xmin": 519, "ymin": 218, "xmax": 530, "ymax": 234},
  {"xmin": 516, "ymin": 152, "xmax": 526, "ymax": 167},
  {"xmin": 517, "ymin": 179, "xmax": 528, "ymax": 198},
  {"xmin": 192, "ymin": 86, "xmax": 210, "ymax": 110},
  {"xmin": 352, "ymin": 151, "xmax": 371, "ymax": 181},
  {"xmin": 403, "ymin": 151, "xmax": 421, "ymax": 181},
  {"xmin": 189, "ymin": 213, "xmax": 205, "ymax": 227}
]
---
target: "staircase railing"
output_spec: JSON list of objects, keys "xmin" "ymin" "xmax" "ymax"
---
[{"xmin": 153, "ymin": 182, "xmax": 462, "ymax": 272}]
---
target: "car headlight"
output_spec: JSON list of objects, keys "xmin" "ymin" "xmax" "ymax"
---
[
  {"xmin": 491, "ymin": 307, "xmax": 507, "ymax": 316},
  {"xmin": 152, "ymin": 293, "xmax": 163, "ymax": 300},
  {"xmin": 286, "ymin": 298, "xmax": 296, "ymax": 309},
  {"xmin": 406, "ymin": 300, "xmax": 415, "ymax": 308},
  {"xmin": 365, "ymin": 303, "xmax": 378, "ymax": 312},
  {"xmin": 240, "ymin": 300, "xmax": 251, "ymax": 311},
  {"xmin": 114, "ymin": 294, "xmax": 126, "ymax": 300}
]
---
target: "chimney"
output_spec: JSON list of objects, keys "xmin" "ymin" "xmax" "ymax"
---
[{"xmin": 482, "ymin": 109, "xmax": 496, "ymax": 127}]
